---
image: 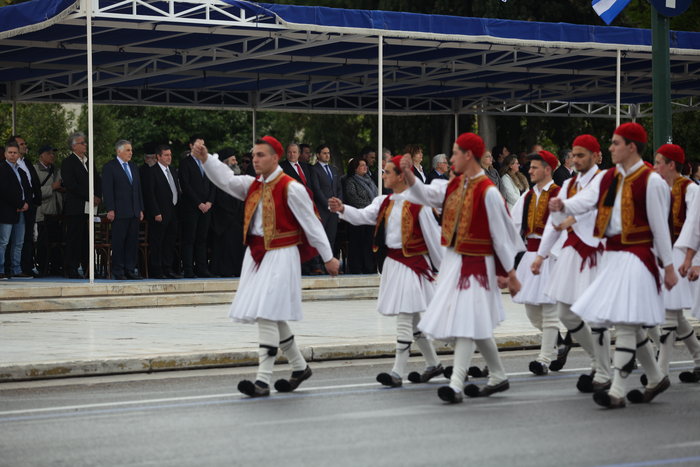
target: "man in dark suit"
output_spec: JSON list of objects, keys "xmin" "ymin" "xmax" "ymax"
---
[
  {"xmin": 0, "ymin": 142, "xmax": 32, "ymax": 280},
  {"xmin": 282, "ymin": 142, "xmax": 322, "ymax": 274},
  {"xmin": 102, "ymin": 139, "xmax": 144, "ymax": 280},
  {"xmin": 144, "ymin": 144, "xmax": 181, "ymax": 279},
  {"xmin": 310, "ymin": 144, "xmax": 342, "ymax": 259},
  {"xmin": 6, "ymin": 136, "xmax": 42, "ymax": 277},
  {"xmin": 425, "ymin": 153, "xmax": 449, "ymax": 184},
  {"xmin": 553, "ymin": 148, "xmax": 574, "ymax": 186},
  {"xmin": 62, "ymin": 131, "xmax": 101, "ymax": 279},
  {"xmin": 179, "ymin": 135, "xmax": 216, "ymax": 278}
]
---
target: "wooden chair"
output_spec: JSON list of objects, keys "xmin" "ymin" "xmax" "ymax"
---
[{"xmin": 93, "ymin": 217, "xmax": 112, "ymax": 278}]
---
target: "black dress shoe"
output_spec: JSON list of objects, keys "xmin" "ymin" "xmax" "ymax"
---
[
  {"xmin": 679, "ymin": 367, "xmax": 700, "ymax": 383},
  {"xmin": 465, "ymin": 379, "xmax": 510, "ymax": 398},
  {"xmin": 150, "ymin": 274, "xmax": 166, "ymax": 279},
  {"xmin": 408, "ymin": 364, "xmax": 445, "ymax": 383},
  {"xmin": 195, "ymin": 271, "xmax": 213, "ymax": 278},
  {"xmin": 166, "ymin": 272, "xmax": 183, "ymax": 279},
  {"xmin": 238, "ymin": 380, "xmax": 270, "ymax": 398},
  {"xmin": 274, "ymin": 366, "xmax": 313, "ymax": 392},
  {"xmin": 66, "ymin": 271, "xmax": 84, "ymax": 279},
  {"xmin": 113, "ymin": 274, "xmax": 127, "ymax": 280},
  {"xmin": 627, "ymin": 375, "xmax": 670, "ymax": 404},
  {"xmin": 125, "ymin": 273, "xmax": 143, "ymax": 280},
  {"xmin": 184, "ymin": 271, "xmax": 196, "ymax": 279}
]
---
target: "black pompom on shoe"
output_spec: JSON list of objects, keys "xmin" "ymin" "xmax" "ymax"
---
[
  {"xmin": 639, "ymin": 373, "xmax": 648, "ymax": 386},
  {"xmin": 376, "ymin": 372, "xmax": 403, "ymax": 387},
  {"xmin": 274, "ymin": 366, "xmax": 312, "ymax": 393},
  {"xmin": 437, "ymin": 386, "xmax": 463, "ymax": 403},
  {"xmin": 529, "ymin": 360, "xmax": 549, "ymax": 376},
  {"xmin": 238, "ymin": 379, "xmax": 270, "ymax": 398},
  {"xmin": 679, "ymin": 367, "xmax": 700, "ymax": 383},
  {"xmin": 467, "ymin": 366, "xmax": 489, "ymax": 378},
  {"xmin": 408, "ymin": 364, "xmax": 445, "ymax": 383},
  {"xmin": 593, "ymin": 390, "xmax": 625, "ymax": 409}
]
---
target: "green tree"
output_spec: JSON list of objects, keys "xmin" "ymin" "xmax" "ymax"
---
[{"xmin": 0, "ymin": 103, "xmax": 73, "ymax": 162}]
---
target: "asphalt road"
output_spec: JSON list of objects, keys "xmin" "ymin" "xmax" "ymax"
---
[{"xmin": 1, "ymin": 348, "xmax": 699, "ymax": 467}]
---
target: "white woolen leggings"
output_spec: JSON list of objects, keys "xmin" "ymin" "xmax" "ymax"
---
[{"xmin": 256, "ymin": 319, "xmax": 307, "ymax": 385}]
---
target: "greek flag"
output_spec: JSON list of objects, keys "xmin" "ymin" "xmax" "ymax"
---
[{"xmin": 592, "ymin": 0, "xmax": 632, "ymax": 25}]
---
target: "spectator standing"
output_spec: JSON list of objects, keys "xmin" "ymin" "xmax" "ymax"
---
[
  {"xmin": 8, "ymin": 135, "xmax": 41, "ymax": 277},
  {"xmin": 102, "ymin": 139, "xmax": 144, "ymax": 280},
  {"xmin": 426, "ymin": 153, "xmax": 449, "ymax": 184},
  {"xmin": 481, "ymin": 151, "xmax": 502, "ymax": 192},
  {"xmin": 299, "ymin": 144, "xmax": 312, "ymax": 164},
  {"xmin": 62, "ymin": 131, "xmax": 101, "ymax": 279},
  {"xmin": 381, "ymin": 148, "xmax": 392, "ymax": 195},
  {"xmin": 209, "ymin": 149, "xmax": 244, "ymax": 277},
  {"xmin": 179, "ymin": 135, "xmax": 216, "ymax": 278},
  {"xmin": 139, "ymin": 153, "xmax": 157, "ymax": 187},
  {"xmin": 144, "ymin": 144, "xmax": 182, "ymax": 279},
  {"xmin": 311, "ymin": 144, "xmax": 342, "ymax": 261},
  {"xmin": 405, "ymin": 144, "xmax": 426, "ymax": 183},
  {"xmin": 491, "ymin": 145, "xmax": 511, "ymax": 172},
  {"xmin": 281, "ymin": 143, "xmax": 314, "ymax": 189},
  {"xmin": 553, "ymin": 148, "xmax": 574, "ymax": 186},
  {"xmin": 34, "ymin": 145, "xmax": 64, "ymax": 276},
  {"xmin": 500, "ymin": 154, "xmax": 528, "ymax": 211},
  {"xmin": 0, "ymin": 142, "xmax": 32, "ymax": 280},
  {"xmin": 344, "ymin": 158, "xmax": 377, "ymax": 274}
]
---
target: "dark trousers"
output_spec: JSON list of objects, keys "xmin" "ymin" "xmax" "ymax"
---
[
  {"xmin": 36, "ymin": 216, "xmax": 63, "ymax": 275},
  {"xmin": 347, "ymin": 224, "xmax": 376, "ymax": 274},
  {"xmin": 149, "ymin": 216, "xmax": 178, "ymax": 276},
  {"xmin": 64, "ymin": 214, "xmax": 89, "ymax": 275},
  {"xmin": 181, "ymin": 209, "xmax": 211, "ymax": 275},
  {"xmin": 20, "ymin": 205, "xmax": 37, "ymax": 273},
  {"xmin": 321, "ymin": 213, "xmax": 339, "ymax": 258},
  {"xmin": 210, "ymin": 229, "xmax": 244, "ymax": 277},
  {"xmin": 111, "ymin": 217, "xmax": 139, "ymax": 277}
]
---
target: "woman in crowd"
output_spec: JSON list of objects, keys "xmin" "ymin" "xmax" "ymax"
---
[
  {"xmin": 481, "ymin": 151, "xmax": 501, "ymax": 192},
  {"xmin": 499, "ymin": 154, "xmax": 528, "ymax": 210},
  {"xmin": 344, "ymin": 158, "xmax": 378, "ymax": 274},
  {"xmin": 404, "ymin": 144, "xmax": 426, "ymax": 183}
]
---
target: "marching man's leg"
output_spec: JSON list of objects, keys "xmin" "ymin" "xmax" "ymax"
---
[
  {"xmin": 677, "ymin": 313, "xmax": 700, "ymax": 382},
  {"xmin": 275, "ymin": 321, "xmax": 312, "ymax": 392},
  {"xmin": 238, "ymin": 318, "xmax": 279, "ymax": 398},
  {"xmin": 378, "ymin": 313, "xmax": 414, "ymax": 387},
  {"xmin": 408, "ymin": 312, "xmax": 444, "ymax": 383}
]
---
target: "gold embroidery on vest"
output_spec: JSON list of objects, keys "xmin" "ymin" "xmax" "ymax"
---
[
  {"xmin": 441, "ymin": 175, "xmax": 466, "ymax": 246},
  {"xmin": 620, "ymin": 166, "xmax": 651, "ymax": 244},
  {"xmin": 671, "ymin": 176, "xmax": 689, "ymax": 238},
  {"xmin": 458, "ymin": 175, "xmax": 492, "ymax": 249}
]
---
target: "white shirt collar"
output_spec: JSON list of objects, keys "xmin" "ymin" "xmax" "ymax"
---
[
  {"xmin": 617, "ymin": 159, "xmax": 644, "ymax": 177},
  {"xmin": 116, "ymin": 155, "xmax": 130, "ymax": 165},
  {"xmin": 532, "ymin": 179, "xmax": 554, "ymax": 196},
  {"xmin": 259, "ymin": 165, "xmax": 283, "ymax": 183}
]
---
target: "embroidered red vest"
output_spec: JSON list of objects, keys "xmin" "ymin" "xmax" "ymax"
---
[
  {"xmin": 670, "ymin": 176, "xmax": 692, "ymax": 243},
  {"xmin": 593, "ymin": 165, "xmax": 653, "ymax": 245},
  {"xmin": 521, "ymin": 183, "xmax": 561, "ymax": 237},
  {"xmin": 243, "ymin": 172, "xmax": 305, "ymax": 250},
  {"xmin": 441, "ymin": 174, "xmax": 497, "ymax": 256},
  {"xmin": 373, "ymin": 196, "xmax": 428, "ymax": 257},
  {"xmin": 566, "ymin": 173, "xmax": 580, "ymax": 198}
]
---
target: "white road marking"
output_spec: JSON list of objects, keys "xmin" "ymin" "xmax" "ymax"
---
[{"xmin": 0, "ymin": 361, "xmax": 693, "ymax": 417}]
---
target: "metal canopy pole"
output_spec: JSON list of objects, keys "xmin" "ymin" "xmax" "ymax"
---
[
  {"xmin": 86, "ymin": 0, "xmax": 95, "ymax": 283},
  {"xmin": 11, "ymin": 98, "xmax": 16, "ymax": 135},
  {"xmin": 454, "ymin": 112, "xmax": 458, "ymax": 140},
  {"xmin": 616, "ymin": 49, "xmax": 621, "ymax": 128},
  {"xmin": 377, "ymin": 35, "xmax": 383, "ymax": 194},
  {"xmin": 652, "ymin": 6, "xmax": 672, "ymax": 147}
]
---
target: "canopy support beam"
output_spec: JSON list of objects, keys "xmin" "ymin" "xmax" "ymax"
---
[
  {"xmin": 377, "ymin": 35, "xmax": 383, "ymax": 194},
  {"xmin": 86, "ymin": 0, "xmax": 95, "ymax": 283}
]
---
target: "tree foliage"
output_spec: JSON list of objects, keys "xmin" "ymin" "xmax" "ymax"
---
[{"xmin": 0, "ymin": 103, "xmax": 74, "ymax": 163}]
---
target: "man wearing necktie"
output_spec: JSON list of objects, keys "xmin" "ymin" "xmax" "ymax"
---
[
  {"xmin": 102, "ymin": 139, "xmax": 144, "ymax": 280},
  {"xmin": 281, "ymin": 143, "xmax": 322, "ymax": 274},
  {"xmin": 179, "ymin": 135, "xmax": 216, "ymax": 278},
  {"xmin": 311, "ymin": 144, "xmax": 343, "ymax": 263},
  {"xmin": 0, "ymin": 142, "xmax": 32, "ymax": 280},
  {"xmin": 144, "ymin": 144, "xmax": 182, "ymax": 279}
]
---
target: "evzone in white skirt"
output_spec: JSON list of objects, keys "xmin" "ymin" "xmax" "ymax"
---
[
  {"xmin": 572, "ymin": 250, "xmax": 664, "ymax": 327},
  {"xmin": 545, "ymin": 246, "xmax": 601, "ymax": 305},
  {"xmin": 419, "ymin": 248, "xmax": 504, "ymax": 341},
  {"xmin": 229, "ymin": 245, "xmax": 303, "ymax": 323},
  {"xmin": 513, "ymin": 251, "xmax": 556, "ymax": 306},
  {"xmin": 661, "ymin": 247, "xmax": 696, "ymax": 311},
  {"xmin": 377, "ymin": 256, "xmax": 435, "ymax": 316}
]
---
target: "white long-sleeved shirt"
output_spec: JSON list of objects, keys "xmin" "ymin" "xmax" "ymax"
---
[
  {"xmin": 511, "ymin": 179, "xmax": 556, "ymax": 241},
  {"xmin": 673, "ymin": 179, "xmax": 700, "ymax": 254},
  {"xmin": 202, "ymin": 155, "xmax": 333, "ymax": 262},
  {"xmin": 561, "ymin": 160, "xmax": 673, "ymax": 267},
  {"xmin": 402, "ymin": 170, "xmax": 524, "ymax": 272},
  {"xmin": 339, "ymin": 192, "xmax": 444, "ymax": 269},
  {"xmin": 537, "ymin": 167, "xmax": 601, "ymax": 257}
]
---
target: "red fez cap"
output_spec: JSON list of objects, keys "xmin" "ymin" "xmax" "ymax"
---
[
  {"xmin": 455, "ymin": 132, "xmax": 485, "ymax": 158},
  {"xmin": 260, "ymin": 136, "xmax": 283, "ymax": 157},
  {"xmin": 656, "ymin": 143, "xmax": 685, "ymax": 164},
  {"xmin": 389, "ymin": 155, "xmax": 404, "ymax": 168},
  {"xmin": 572, "ymin": 134, "xmax": 600, "ymax": 154},
  {"xmin": 530, "ymin": 150, "xmax": 558, "ymax": 171},
  {"xmin": 614, "ymin": 122, "xmax": 647, "ymax": 144}
]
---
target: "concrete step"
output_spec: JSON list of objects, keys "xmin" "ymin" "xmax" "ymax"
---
[{"xmin": 0, "ymin": 275, "xmax": 380, "ymax": 313}]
